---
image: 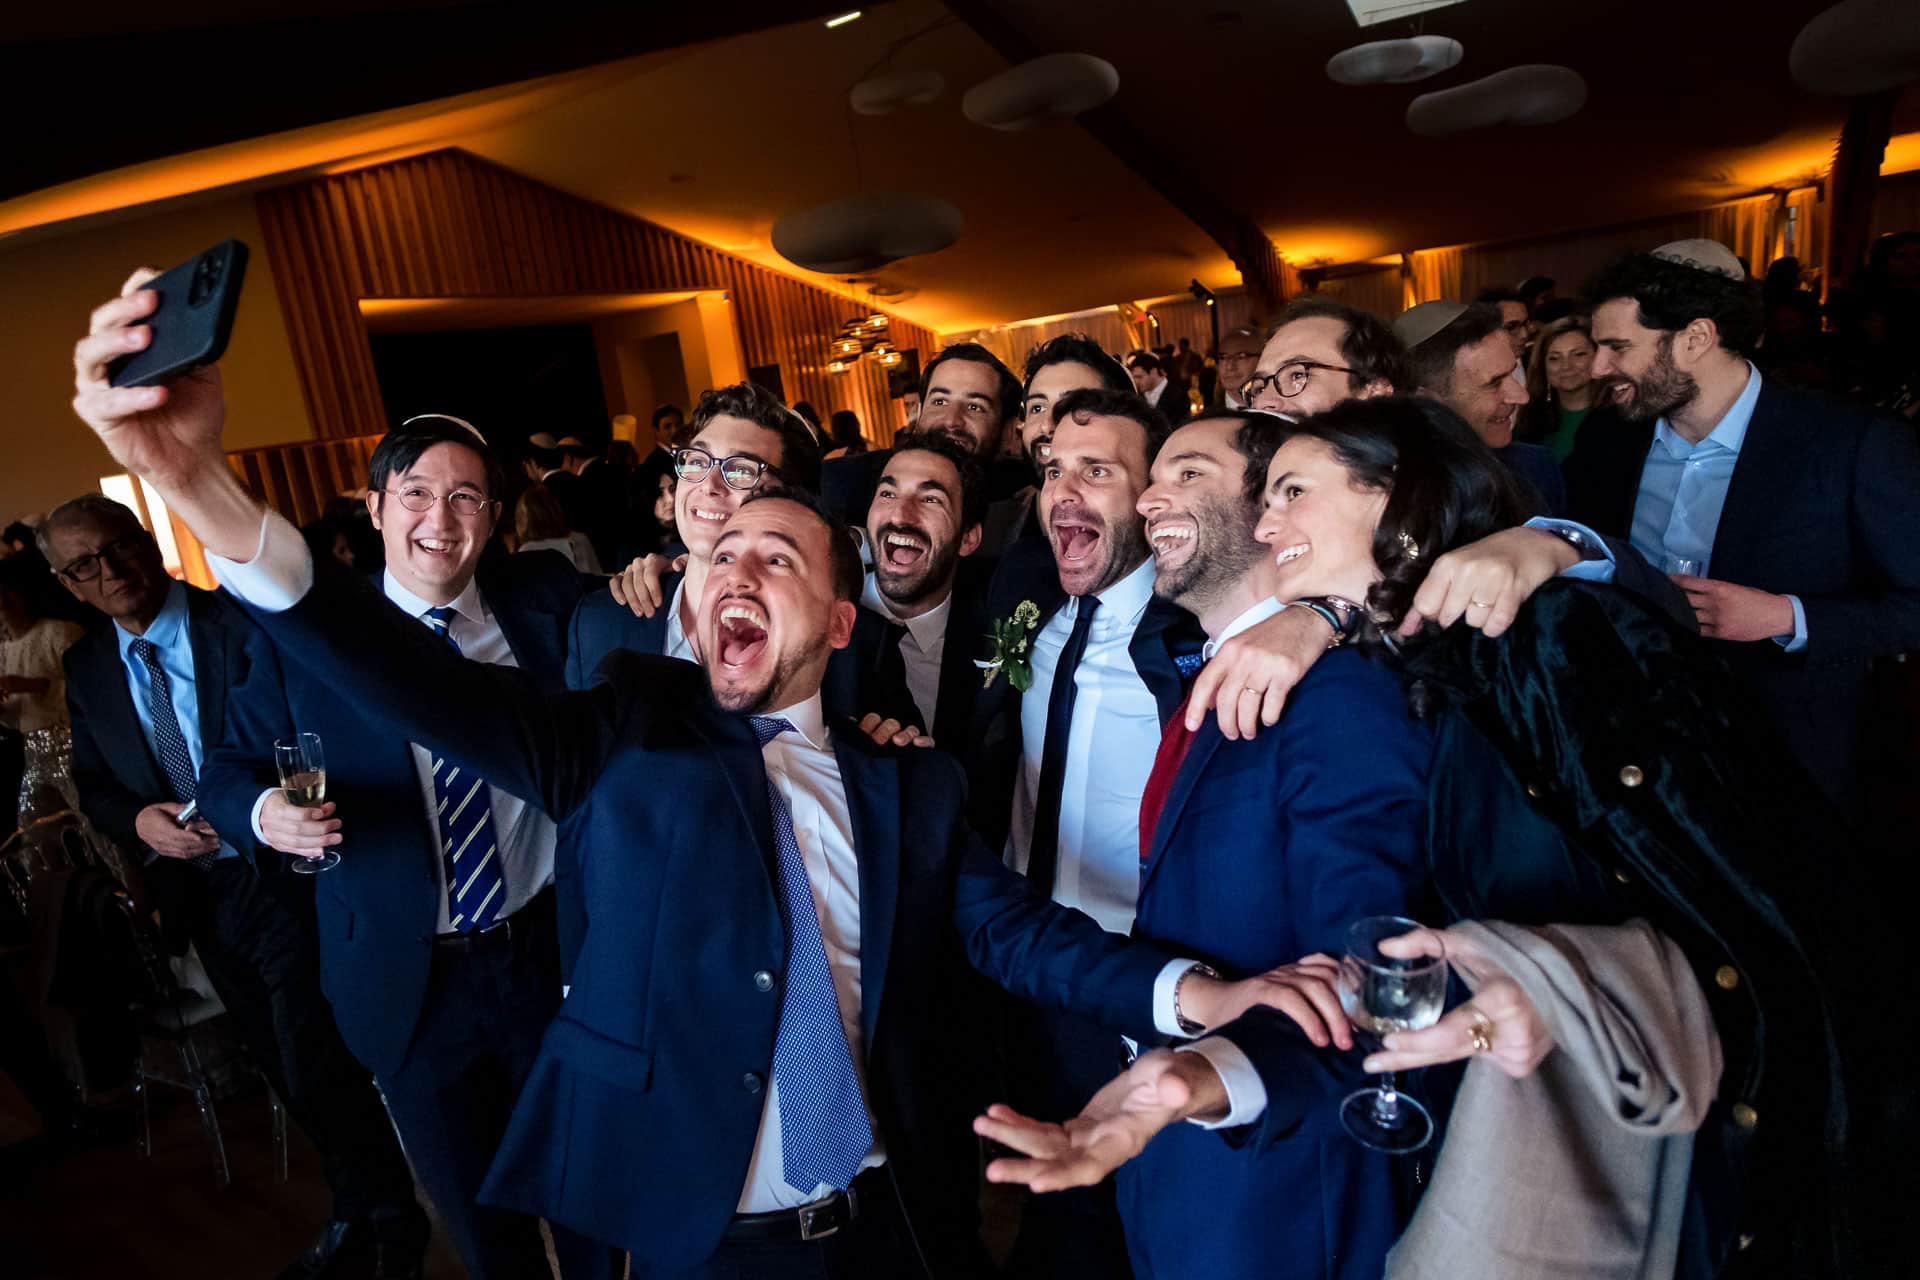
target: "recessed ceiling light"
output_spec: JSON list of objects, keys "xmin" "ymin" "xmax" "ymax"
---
[{"xmin": 825, "ymin": 10, "xmax": 862, "ymax": 28}]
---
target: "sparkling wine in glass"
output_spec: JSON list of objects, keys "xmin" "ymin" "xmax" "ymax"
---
[
  {"xmin": 275, "ymin": 732, "xmax": 338, "ymax": 874},
  {"xmin": 1338, "ymin": 915, "xmax": 1446, "ymax": 1153}
]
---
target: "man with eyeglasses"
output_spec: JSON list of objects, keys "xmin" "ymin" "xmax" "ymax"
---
[
  {"xmin": 52, "ymin": 493, "xmax": 431, "ymax": 1280},
  {"xmin": 193, "ymin": 414, "xmax": 617, "ymax": 1280}
]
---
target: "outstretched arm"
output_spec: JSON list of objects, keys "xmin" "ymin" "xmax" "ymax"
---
[{"xmin": 71, "ymin": 269, "xmax": 621, "ymax": 819}]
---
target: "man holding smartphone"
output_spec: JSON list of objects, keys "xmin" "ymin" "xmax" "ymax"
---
[{"xmin": 51, "ymin": 494, "xmax": 427, "ymax": 1280}]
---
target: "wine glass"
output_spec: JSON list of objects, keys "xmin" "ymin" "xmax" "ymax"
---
[
  {"xmin": 1663, "ymin": 554, "xmax": 1701, "ymax": 578},
  {"xmin": 1337, "ymin": 915, "xmax": 1446, "ymax": 1153},
  {"xmin": 274, "ymin": 732, "xmax": 338, "ymax": 874}
]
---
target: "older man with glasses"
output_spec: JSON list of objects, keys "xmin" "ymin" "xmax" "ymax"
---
[{"xmin": 1208, "ymin": 325, "xmax": 1265, "ymax": 412}]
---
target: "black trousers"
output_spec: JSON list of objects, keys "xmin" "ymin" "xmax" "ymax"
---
[
  {"xmin": 190, "ymin": 859, "xmax": 418, "ymax": 1224},
  {"xmin": 376, "ymin": 889, "xmax": 617, "ymax": 1280},
  {"xmin": 632, "ymin": 1169, "xmax": 926, "ymax": 1280},
  {"xmin": 999, "ymin": 1003, "xmax": 1135, "ymax": 1280}
]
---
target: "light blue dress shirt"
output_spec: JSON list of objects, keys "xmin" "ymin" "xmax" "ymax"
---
[
  {"xmin": 115, "ymin": 580, "xmax": 238, "ymax": 860},
  {"xmin": 1626, "ymin": 364, "xmax": 1805, "ymax": 651}
]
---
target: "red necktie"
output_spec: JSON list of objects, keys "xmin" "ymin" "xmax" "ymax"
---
[{"xmin": 1139, "ymin": 691, "xmax": 1199, "ymax": 864}]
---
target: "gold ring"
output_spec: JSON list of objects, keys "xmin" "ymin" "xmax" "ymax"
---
[
  {"xmin": 1469, "ymin": 599, "xmax": 1494, "ymax": 609},
  {"xmin": 1467, "ymin": 1009, "xmax": 1494, "ymax": 1054}
]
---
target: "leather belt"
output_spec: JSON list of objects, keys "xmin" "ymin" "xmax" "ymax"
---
[
  {"xmin": 725, "ymin": 1168, "xmax": 884, "ymax": 1243},
  {"xmin": 431, "ymin": 887, "xmax": 551, "ymax": 955}
]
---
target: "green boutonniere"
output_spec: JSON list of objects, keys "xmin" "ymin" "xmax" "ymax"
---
[{"xmin": 976, "ymin": 599, "xmax": 1043, "ymax": 692}]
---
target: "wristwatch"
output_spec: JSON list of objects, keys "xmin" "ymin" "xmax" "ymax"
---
[
  {"xmin": 1289, "ymin": 595, "xmax": 1364, "ymax": 648},
  {"xmin": 1538, "ymin": 523, "xmax": 1599, "ymax": 560},
  {"xmin": 1174, "ymin": 962, "xmax": 1223, "ymax": 1035}
]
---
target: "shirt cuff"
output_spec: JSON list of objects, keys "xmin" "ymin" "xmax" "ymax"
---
[
  {"xmin": 1176, "ymin": 1037, "xmax": 1268, "ymax": 1129},
  {"xmin": 205, "ymin": 510, "xmax": 314, "ymax": 612},
  {"xmin": 1775, "ymin": 594, "xmax": 1809, "ymax": 653},
  {"xmin": 249, "ymin": 788, "xmax": 278, "ymax": 844},
  {"xmin": 1153, "ymin": 959, "xmax": 1204, "ymax": 1039},
  {"xmin": 1524, "ymin": 517, "xmax": 1616, "ymax": 584}
]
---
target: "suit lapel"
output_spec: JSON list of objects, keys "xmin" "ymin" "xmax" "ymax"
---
[
  {"xmin": 1130, "ymin": 598, "xmax": 1201, "ymax": 727},
  {"xmin": 184, "ymin": 590, "xmax": 227, "ymax": 753},
  {"xmin": 1612, "ymin": 421, "xmax": 1657, "ymax": 537},
  {"xmin": 686, "ymin": 711, "xmax": 779, "ymax": 882},
  {"xmin": 85, "ymin": 627, "xmax": 166, "ymax": 797},
  {"xmin": 831, "ymin": 735, "xmax": 899, "ymax": 1049},
  {"xmin": 1138, "ymin": 721, "xmax": 1222, "ymax": 898},
  {"xmin": 934, "ymin": 579, "xmax": 986, "ymax": 744},
  {"xmin": 1708, "ymin": 384, "xmax": 1790, "ymax": 581}
]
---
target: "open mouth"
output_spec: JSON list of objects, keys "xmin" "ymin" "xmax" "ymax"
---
[
  {"xmin": 1273, "ymin": 542, "xmax": 1309, "ymax": 568},
  {"xmin": 688, "ymin": 502, "xmax": 731, "ymax": 525},
  {"xmin": 1605, "ymin": 379, "xmax": 1634, "ymax": 404},
  {"xmin": 414, "ymin": 537, "xmax": 458, "ymax": 559},
  {"xmin": 1052, "ymin": 519, "xmax": 1102, "ymax": 567},
  {"xmin": 879, "ymin": 528, "xmax": 930, "ymax": 571},
  {"xmin": 1148, "ymin": 521, "xmax": 1194, "ymax": 562},
  {"xmin": 716, "ymin": 600, "xmax": 770, "ymax": 669}
]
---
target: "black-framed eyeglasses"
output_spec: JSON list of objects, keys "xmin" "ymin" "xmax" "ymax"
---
[
  {"xmin": 384, "ymin": 485, "xmax": 491, "ymax": 517},
  {"xmin": 1242, "ymin": 360, "xmax": 1357, "ymax": 402},
  {"xmin": 54, "ymin": 535, "xmax": 147, "ymax": 583},
  {"xmin": 672, "ymin": 447, "xmax": 777, "ymax": 491}
]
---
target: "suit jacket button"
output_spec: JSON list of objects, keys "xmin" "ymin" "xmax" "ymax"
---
[
  {"xmin": 1618, "ymin": 764, "xmax": 1645, "ymax": 788},
  {"xmin": 742, "ymin": 1072, "xmax": 764, "ymax": 1095},
  {"xmin": 1738, "ymin": 1234, "xmax": 1755, "ymax": 1251},
  {"xmin": 1731, "ymin": 1102, "xmax": 1757, "ymax": 1130},
  {"xmin": 1613, "ymin": 867, "xmax": 1632, "ymax": 885},
  {"xmin": 1524, "ymin": 783, "xmax": 1542, "ymax": 799},
  {"xmin": 1714, "ymin": 965, "xmax": 1739, "ymax": 991},
  {"xmin": 754, "ymin": 970, "xmax": 775, "ymax": 993}
]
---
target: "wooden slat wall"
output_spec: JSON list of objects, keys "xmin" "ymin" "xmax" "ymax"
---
[
  {"xmin": 255, "ymin": 149, "xmax": 936, "ymax": 450},
  {"xmin": 225, "ymin": 433, "xmax": 385, "ymax": 528}
]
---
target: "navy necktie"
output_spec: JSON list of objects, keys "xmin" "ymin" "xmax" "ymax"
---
[
  {"xmin": 751, "ymin": 715, "xmax": 873, "ymax": 1194},
  {"xmin": 1027, "ymin": 596, "xmax": 1099, "ymax": 897},
  {"xmin": 129, "ymin": 637, "xmax": 218, "ymax": 870},
  {"xmin": 421, "ymin": 607, "xmax": 505, "ymax": 931}
]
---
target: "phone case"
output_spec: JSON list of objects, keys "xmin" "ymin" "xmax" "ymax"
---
[{"xmin": 107, "ymin": 239, "xmax": 249, "ymax": 388}]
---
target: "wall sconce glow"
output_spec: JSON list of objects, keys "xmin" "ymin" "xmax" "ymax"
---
[
  {"xmin": 100, "ymin": 473, "xmax": 183, "ymax": 576},
  {"xmin": 825, "ymin": 11, "xmax": 862, "ymax": 29}
]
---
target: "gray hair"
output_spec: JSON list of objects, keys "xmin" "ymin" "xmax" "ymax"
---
[{"xmin": 36, "ymin": 493, "xmax": 146, "ymax": 563}]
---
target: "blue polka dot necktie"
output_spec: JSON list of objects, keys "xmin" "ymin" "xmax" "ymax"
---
[
  {"xmin": 751, "ymin": 715, "xmax": 873, "ymax": 1194},
  {"xmin": 422, "ymin": 607, "xmax": 505, "ymax": 931},
  {"xmin": 129, "ymin": 637, "xmax": 217, "ymax": 870}
]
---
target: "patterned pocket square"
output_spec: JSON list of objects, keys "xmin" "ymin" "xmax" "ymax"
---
[{"xmin": 1174, "ymin": 652, "xmax": 1205, "ymax": 678}]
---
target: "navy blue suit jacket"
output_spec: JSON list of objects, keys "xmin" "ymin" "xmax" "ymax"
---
[
  {"xmin": 232, "ymin": 558, "xmax": 1177, "ymax": 1269},
  {"xmin": 1123, "ymin": 649, "xmax": 1434, "ymax": 1280},
  {"xmin": 197, "ymin": 550, "xmax": 583, "ymax": 1077},
  {"xmin": 64, "ymin": 585, "xmax": 265, "ymax": 950},
  {"xmin": 1564, "ymin": 380, "xmax": 1920, "ymax": 800}
]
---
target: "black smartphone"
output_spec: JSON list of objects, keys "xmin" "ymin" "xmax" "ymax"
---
[{"xmin": 107, "ymin": 239, "xmax": 249, "ymax": 388}]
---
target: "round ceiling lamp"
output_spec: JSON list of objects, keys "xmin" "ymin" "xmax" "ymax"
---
[
  {"xmin": 962, "ymin": 53, "xmax": 1119, "ymax": 131},
  {"xmin": 772, "ymin": 193, "xmax": 964, "ymax": 273},
  {"xmin": 850, "ymin": 68, "xmax": 947, "ymax": 115},
  {"xmin": 1406, "ymin": 65, "xmax": 1588, "ymax": 137},
  {"xmin": 1790, "ymin": 0, "xmax": 1920, "ymax": 95},
  {"xmin": 1326, "ymin": 35, "xmax": 1463, "ymax": 86}
]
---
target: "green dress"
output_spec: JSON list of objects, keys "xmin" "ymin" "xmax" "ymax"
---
[{"xmin": 1542, "ymin": 404, "xmax": 1591, "ymax": 461}]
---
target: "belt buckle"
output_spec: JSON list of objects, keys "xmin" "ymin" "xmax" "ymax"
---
[{"xmin": 797, "ymin": 1199, "xmax": 841, "ymax": 1242}]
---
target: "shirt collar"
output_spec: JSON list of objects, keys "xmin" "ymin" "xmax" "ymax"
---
[
  {"xmin": 383, "ymin": 568, "xmax": 489, "ymax": 627},
  {"xmin": 1202, "ymin": 595, "xmax": 1287, "ymax": 661},
  {"xmin": 117, "ymin": 579, "xmax": 188, "ymax": 657},
  {"xmin": 1654, "ymin": 362, "xmax": 1762, "ymax": 457},
  {"xmin": 1072, "ymin": 556, "xmax": 1156, "ymax": 632},
  {"xmin": 861, "ymin": 571, "xmax": 952, "ymax": 649},
  {"xmin": 666, "ymin": 577, "xmax": 689, "ymax": 654},
  {"xmin": 762, "ymin": 692, "xmax": 828, "ymax": 750}
]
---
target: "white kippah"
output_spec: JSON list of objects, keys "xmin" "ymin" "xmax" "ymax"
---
[
  {"xmin": 1649, "ymin": 239, "xmax": 1746, "ymax": 280},
  {"xmin": 401, "ymin": 413, "xmax": 487, "ymax": 445}
]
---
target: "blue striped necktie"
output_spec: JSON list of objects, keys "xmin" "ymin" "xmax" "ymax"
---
[
  {"xmin": 421, "ymin": 606, "xmax": 505, "ymax": 931},
  {"xmin": 751, "ymin": 716, "xmax": 873, "ymax": 1194},
  {"xmin": 128, "ymin": 637, "xmax": 217, "ymax": 870}
]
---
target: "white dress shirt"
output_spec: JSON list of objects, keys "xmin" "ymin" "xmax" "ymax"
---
[
  {"xmin": 859, "ymin": 574, "xmax": 950, "ymax": 732},
  {"xmin": 735, "ymin": 694, "xmax": 887, "ymax": 1212},
  {"xmin": 1008, "ymin": 556, "xmax": 1160, "ymax": 935},
  {"xmin": 665, "ymin": 578, "xmax": 696, "ymax": 662},
  {"xmin": 232, "ymin": 533, "xmax": 556, "ymax": 931}
]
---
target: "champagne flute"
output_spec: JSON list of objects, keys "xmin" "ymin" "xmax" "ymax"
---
[
  {"xmin": 275, "ymin": 732, "xmax": 338, "ymax": 874},
  {"xmin": 1337, "ymin": 915, "xmax": 1446, "ymax": 1153}
]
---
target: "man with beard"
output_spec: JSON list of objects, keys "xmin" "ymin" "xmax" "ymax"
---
[
  {"xmin": 1396, "ymin": 300, "xmax": 1565, "ymax": 515},
  {"xmin": 981, "ymin": 410, "xmax": 1428, "ymax": 1280},
  {"xmin": 1567, "ymin": 239, "xmax": 1920, "ymax": 806},
  {"xmin": 861, "ymin": 432, "xmax": 991, "ymax": 744},
  {"xmin": 69, "ymin": 289, "xmax": 1332, "ymax": 1276},
  {"xmin": 820, "ymin": 343, "xmax": 1023, "ymax": 538}
]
